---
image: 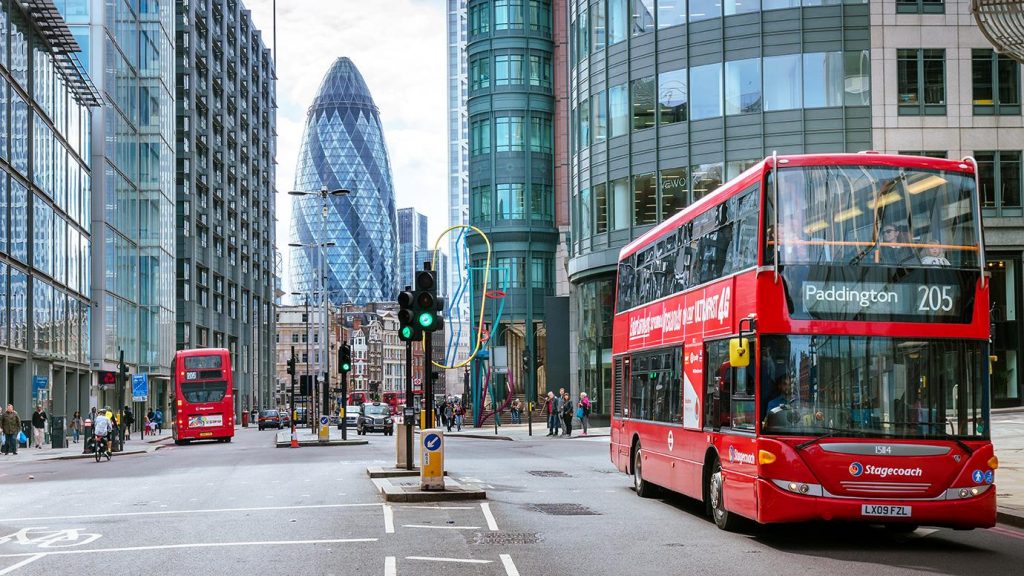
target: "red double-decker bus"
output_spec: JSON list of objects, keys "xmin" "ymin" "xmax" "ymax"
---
[
  {"xmin": 611, "ymin": 153, "xmax": 997, "ymax": 531},
  {"xmin": 172, "ymin": 348, "xmax": 234, "ymax": 444}
]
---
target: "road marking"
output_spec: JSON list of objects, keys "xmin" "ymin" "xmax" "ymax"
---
[
  {"xmin": 406, "ymin": 557, "xmax": 491, "ymax": 564},
  {"xmin": 397, "ymin": 506, "xmax": 473, "ymax": 510},
  {"xmin": 0, "ymin": 538, "xmax": 378, "ymax": 559},
  {"xmin": 5, "ymin": 503, "xmax": 383, "ymax": 523},
  {"xmin": 401, "ymin": 525, "xmax": 480, "ymax": 530},
  {"xmin": 480, "ymin": 503, "xmax": 499, "ymax": 531},
  {"xmin": 0, "ymin": 554, "xmax": 44, "ymax": 575},
  {"xmin": 383, "ymin": 505, "xmax": 395, "ymax": 534},
  {"xmin": 991, "ymin": 526, "xmax": 1024, "ymax": 541},
  {"xmin": 384, "ymin": 556, "xmax": 396, "ymax": 576},
  {"xmin": 500, "ymin": 554, "xmax": 520, "ymax": 576}
]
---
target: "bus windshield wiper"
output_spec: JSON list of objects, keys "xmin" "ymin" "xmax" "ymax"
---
[{"xmin": 796, "ymin": 427, "xmax": 856, "ymax": 451}]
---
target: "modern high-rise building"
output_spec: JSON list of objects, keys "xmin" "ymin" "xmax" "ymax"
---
[
  {"xmin": 465, "ymin": 0, "xmax": 560, "ymax": 405},
  {"xmin": 447, "ymin": 0, "xmax": 472, "ymax": 373},
  {"xmin": 0, "ymin": 1, "xmax": 100, "ymax": 416},
  {"xmin": 176, "ymin": 0, "xmax": 279, "ymax": 415},
  {"xmin": 290, "ymin": 57, "xmax": 397, "ymax": 306},
  {"xmin": 565, "ymin": 0, "xmax": 1024, "ymax": 415},
  {"xmin": 60, "ymin": 0, "xmax": 177, "ymax": 413},
  {"xmin": 397, "ymin": 207, "xmax": 428, "ymax": 290}
]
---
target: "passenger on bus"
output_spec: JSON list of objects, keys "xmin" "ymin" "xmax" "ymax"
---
[
  {"xmin": 877, "ymin": 225, "xmax": 919, "ymax": 266},
  {"xmin": 919, "ymin": 240, "xmax": 951, "ymax": 266}
]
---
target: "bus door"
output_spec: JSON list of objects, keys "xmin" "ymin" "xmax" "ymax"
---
[
  {"xmin": 704, "ymin": 339, "xmax": 756, "ymax": 433},
  {"xmin": 612, "ymin": 354, "xmax": 630, "ymax": 471}
]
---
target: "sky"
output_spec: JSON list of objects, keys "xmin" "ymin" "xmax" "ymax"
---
[{"xmin": 244, "ymin": 0, "xmax": 450, "ymax": 296}]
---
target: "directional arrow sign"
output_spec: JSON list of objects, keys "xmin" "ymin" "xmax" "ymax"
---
[{"xmin": 423, "ymin": 433, "xmax": 441, "ymax": 452}]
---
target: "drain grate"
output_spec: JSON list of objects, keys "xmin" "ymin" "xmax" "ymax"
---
[
  {"xmin": 470, "ymin": 532, "xmax": 541, "ymax": 545},
  {"xmin": 528, "ymin": 470, "xmax": 571, "ymax": 478},
  {"xmin": 530, "ymin": 503, "xmax": 599, "ymax": 516}
]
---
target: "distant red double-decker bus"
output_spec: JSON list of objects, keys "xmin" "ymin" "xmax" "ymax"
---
[
  {"xmin": 611, "ymin": 153, "xmax": 997, "ymax": 531},
  {"xmin": 172, "ymin": 348, "xmax": 234, "ymax": 444}
]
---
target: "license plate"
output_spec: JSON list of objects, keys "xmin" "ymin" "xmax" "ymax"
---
[
  {"xmin": 861, "ymin": 504, "xmax": 912, "ymax": 517},
  {"xmin": 200, "ymin": 432, "xmax": 213, "ymax": 437}
]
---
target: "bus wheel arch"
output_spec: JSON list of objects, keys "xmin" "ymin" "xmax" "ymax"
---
[
  {"xmin": 704, "ymin": 450, "xmax": 742, "ymax": 531},
  {"xmin": 631, "ymin": 436, "xmax": 655, "ymax": 498}
]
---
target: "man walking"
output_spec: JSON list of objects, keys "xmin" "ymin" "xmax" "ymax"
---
[
  {"xmin": 31, "ymin": 405, "xmax": 47, "ymax": 449},
  {"xmin": 154, "ymin": 408, "xmax": 164, "ymax": 433},
  {"xmin": 123, "ymin": 405, "xmax": 135, "ymax": 440},
  {"xmin": 2, "ymin": 404, "xmax": 20, "ymax": 455}
]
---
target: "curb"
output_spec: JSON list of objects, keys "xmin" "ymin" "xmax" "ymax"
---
[
  {"xmin": 444, "ymin": 433, "xmax": 515, "ymax": 441},
  {"xmin": 51, "ymin": 448, "xmax": 151, "ymax": 461},
  {"xmin": 371, "ymin": 477, "xmax": 486, "ymax": 502},
  {"xmin": 997, "ymin": 508, "xmax": 1024, "ymax": 529},
  {"xmin": 992, "ymin": 406, "xmax": 1024, "ymax": 414},
  {"xmin": 274, "ymin": 440, "xmax": 369, "ymax": 448}
]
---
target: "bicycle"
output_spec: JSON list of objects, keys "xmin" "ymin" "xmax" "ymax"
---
[{"xmin": 93, "ymin": 435, "xmax": 111, "ymax": 462}]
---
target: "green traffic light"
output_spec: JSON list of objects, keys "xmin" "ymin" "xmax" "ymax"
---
[
  {"xmin": 342, "ymin": 363, "xmax": 351, "ymax": 372},
  {"xmin": 401, "ymin": 326, "xmax": 413, "ymax": 339},
  {"xmin": 418, "ymin": 312, "xmax": 434, "ymax": 328}
]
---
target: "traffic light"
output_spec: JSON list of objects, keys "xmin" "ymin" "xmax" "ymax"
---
[
  {"xmin": 522, "ymin": 347, "xmax": 531, "ymax": 373},
  {"xmin": 286, "ymin": 356, "xmax": 296, "ymax": 376},
  {"xmin": 398, "ymin": 286, "xmax": 421, "ymax": 342},
  {"xmin": 338, "ymin": 344, "xmax": 352, "ymax": 374},
  {"xmin": 413, "ymin": 269, "xmax": 443, "ymax": 333},
  {"xmin": 119, "ymin": 349, "xmax": 130, "ymax": 381}
]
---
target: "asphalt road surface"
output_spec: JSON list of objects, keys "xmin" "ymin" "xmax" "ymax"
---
[{"xmin": 2, "ymin": 426, "xmax": 1023, "ymax": 575}]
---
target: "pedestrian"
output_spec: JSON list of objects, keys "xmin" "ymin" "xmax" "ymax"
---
[
  {"xmin": 71, "ymin": 410, "xmax": 83, "ymax": 443},
  {"xmin": 123, "ymin": 405, "xmax": 135, "ymax": 440},
  {"xmin": 511, "ymin": 398, "xmax": 522, "ymax": 424},
  {"xmin": 32, "ymin": 405, "xmax": 47, "ymax": 449},
  {"xmin": 146, "ymin": 409, "xmax": 155, "ymax": 429},
  {"xmin": 454, "ymin": 401, "xmax": 464, "ymax": 431},
  {"xmin": 561, "ymin": 392, "xmax": 574, "ymax": 437},
  {"xmin": 545, "ymin": 392, "xmax": 557, "ymax": 436},
  {"xmin": 144, "ymin": 415, "xmax": 153, "ymax": 437},
  {"xmin": 2, "ymin": 404, "xmax": 20, "ymax": 455},
  {"xmin": 578, "ymin": 392, "xmax": 591, "ymax": 436},
  {"xmin": 554, "ymin": 389, "xmax": 565, "ymax": 435},
  {"xmin": 154, "ymin": 408, "xmax": 164, "ymax": 433},
  {"xmin": 443, "ymin": 402, "xmax": 454, "ymax": 432}
]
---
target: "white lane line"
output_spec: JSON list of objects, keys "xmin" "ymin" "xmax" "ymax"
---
[
  {"xmin": 0, "ymin": 554, "xmax": 45, "ymax": 575},
  {"xmin": 500, "ymin": 554, "xmax": 520, "ymax": 576},
  {"xmin": 406, "ymin": 557, "xmax": 491, "ymax": 564},
  {"xmin": 0, "ymin": 538, "xmax": 378, "ymax": 559},
  {"xmin": 401, "ymin": 525, "xmax": 480, "ymax": 530},
  {"xmin": 384, "ymin": 556, "xmax": 396, "ymax": 576},
  {"xmin": 397, "ymin": 506, "xmax": 474, "ymax": 510},
  {"xmin": 480, "ymin": 503, "xmax": 499, "ymax": 531},
  {"xmin": 383, "ymin": 504, "xmax": 395, "ymax": 534},
  {"xmin": 6, "ymin": 503, "xmax": 382, "ymax": 523}
]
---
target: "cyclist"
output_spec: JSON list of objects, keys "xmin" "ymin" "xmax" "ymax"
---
[{"xmin": 93, "ymin": 409, "xmax": 113, "ymax": 458}]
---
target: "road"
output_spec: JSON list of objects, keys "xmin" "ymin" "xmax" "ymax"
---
[{"xmin": 2, "ymin": 426, "xmax": 1024, "ymax": 575}]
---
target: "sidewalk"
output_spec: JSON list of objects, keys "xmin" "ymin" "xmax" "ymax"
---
[
  {"xmin": 1, "ymin": 428, "xmax": 176, "ymax": 463},
  {"xmin": 992, "ymin": 411, "xmax": 1024, "ymax": 528},
  {"xmin": 425, "ymin": 421, "xmax": 610, "ymax": 441}
]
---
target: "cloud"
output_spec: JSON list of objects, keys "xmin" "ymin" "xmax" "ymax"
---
[{"xmin": 243, "ymin": 0, "xmax": 449, "ymax": 295}]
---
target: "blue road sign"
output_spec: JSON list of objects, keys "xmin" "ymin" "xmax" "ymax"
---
[
  {"xmin": 320, "ymin": 415, "xmax": 329, "ymax": 426},
  {"xmin": 132, "ymin": 373, "xmax": 149, "ymax": 401},
  {"xmin": 423, "ymin": 433, "xmax": 441, "ymax": 451},
  {"xmin": 32, "ymin": 375, "xmax": 48, "ymax": 394}
]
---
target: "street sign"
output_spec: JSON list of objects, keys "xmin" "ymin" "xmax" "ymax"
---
[
  {"xmin": 420, "ymin": 429, "xmax": 445, "ymax": 491},
  {"xmin": 32, "ymin": 375, "xmax": 48, "ymax": 394},
  {"xmin": 98, "ymin": 371, "xmax": 117, "ymax": 389},
  {"xmin": 493, "ymin": 346, "xmax": 508, "ymax": 368},
  {"xmin": 320, "ymin": 415, "xmax": 329, "ymax": 426},
  {"xmin": 131, "ymin": 373, "xmax": 149, "ymax": 402}
]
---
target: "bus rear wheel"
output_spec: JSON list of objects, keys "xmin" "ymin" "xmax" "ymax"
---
[
  {"xmin": 708, "ymin": 459, "xmax": 742, "ymax": 531},
  {"xmin": 633, "ymin": 444, "xmax": 654, "ymax": 498}
]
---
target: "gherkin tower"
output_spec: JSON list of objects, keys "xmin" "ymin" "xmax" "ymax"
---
[{"xmin": 290, "ymin": 57, "xmax": 398, "ymax": 304}]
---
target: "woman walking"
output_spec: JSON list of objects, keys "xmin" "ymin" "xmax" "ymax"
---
[
  {"xmin": 561, "ymin": 392, "xmax": 574, "ymax": 437},
  {"xmin": 578, "ymin": 392, "xmax": 591, "ymax": 436},
  {"xmin": 70, "ymin": 410, "xmax": 83, "ymax": 443}
]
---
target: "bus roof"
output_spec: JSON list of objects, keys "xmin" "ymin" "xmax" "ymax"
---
[
  {"xmin": 174, "ymin": 348, "xmax": 229, "ymax": 356},
  {"xmin": 617, "ymin": 152, "xmax": 976, "ymax": 262}
]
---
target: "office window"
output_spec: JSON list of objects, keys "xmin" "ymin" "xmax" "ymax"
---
[
  {"xmin": 659, "ymin": 68, "xmax": 687, "ymax": 124},
  {"xmin": 977, "ymin": 151, "xmax": 1022, "ymax": 211},
  {"xmin": 611, "ymin": 177, "xmax": 630, "ymax": 230},
  {"xmin": 973, "ymin": 49, "xmax": 1021, "ymax": 116},
  {"xmin": 762, "ymin": 0, "xmax": 799, "ymax": 8},
  {"xmin": 608, "ymin": 0, "xmax": 628, "ymax": 45},
  {"xmin": 609, "ymin": 83, "xmax": 629, "ymax": 137},
  {"xmin": 896, "ymin": 0, "xmax": 943, "ymax": 14},
  {"xmin": 632, "ymin": 0, "xmax": 656, "ymax": 35},
  {"xmin": 495, "ymin": 0, "xmax": 524, "ymax": 30},
  {"xmin": 579, "ymin": 98, "xmax": 591, "ymax": 149},
  {"xmin": 898, "ymin": 150, "xmax": 947, "ymax": 159},
  {"xmin": 470, "ymin": 56, "xmax": 490, "ymax": 91},
  {"xmin": 579, "ymin": 187, "xmax": 592, "ymax": 238},
  {"xmin": 658, "ymin": 0, "xmax": 686, "ymax": 28},
  {"xmin": 661, "ymin": 167, "xmax": 688, "ymax": 217},
  {"xmin": 496, "ymin": 183, "xmax": 526, "ymax": 218},
  {"xmin": 725, "ymin": 58, "xmax": 761, "ymax": 115},
  {"xmin": 763, "ymin": 54, "xmax": 802, "ymax": 111},
  {"xmin": 725, "ymin": 0, "xmax": 760, "ymax": 15},
  {"xmin": 470, "ymin": 3, "xmax": 490, "ymax": 34},
  {"xmin": 595, "ymin": 182, "xmax": 609, "ymax": 234},
  {"xmin": 844, "ymin": 50, "xmax": 871, "ymax": 106},
  {"xmin": 495, "ymin": 116, "xmax": 524, "ymax": 152},
  {"xmin": 804, "ymin": 52, "xmax": 843, "ymax": 108},
  {"xmin": 471, "ymin": 118, "xmax": 491, "ymax": 156},
  {"xmin": 690, "ymin": 63, "xmax": 722, "ymax": 120},
  {"xmin": 576, "ymin": 7, "xmax": 590, "ymax": 60},
  {"xmin": 471, "ymin": 185, "xmax": 491, "ymax": 221},
  {"xmin": 593, "ymin": 90, "xmax": 608, "ymax": 143},
  {"xmin": 591, "ymin": 1, "xmax": 606, "ymax": 53},
  {"xmin": 633, "ymin": 173, "xmax": 657, "ymax": 225},
  {"xmin": 530, "ymin": 184, "xmax": 553, "ymax": 221},
  {"xmin": 632, "ymin": 76, "xmax": 656, "ymax": 130},
  {"xmin": 528, "ymin": 0, "xmax": 551, "ymax": 32},
  {"xmin": 689, "ymin": 0, "xmax": 721, "ymax": 22},
  {"xmin": 897, "ymin": 49, "xmax": 946, "ymax": 115},
  {"xmin": 528, "ymin": 55, "xmax": 551, "ymax": 88},
  {"xmin": 530, "ymin": 116, "xmax": 552, "ymax": 153},
  {"xmin": 690, "ymin": 162, "xmax": 723, "ymax": 201},
  {"xmin": 495, "ymin": 54, "xmax": 524, "ymax": 86}
]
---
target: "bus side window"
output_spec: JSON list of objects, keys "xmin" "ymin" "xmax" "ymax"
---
[{"xmin": 731, "ymin": 347, "xmax": 756, "ymax": 431}]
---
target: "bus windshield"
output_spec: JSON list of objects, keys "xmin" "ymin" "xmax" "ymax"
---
[
  {"xmin": 767, "ymin": 165, "xmax": 980, "ymax": 269},
  {"xmin": 760, "ymin": 335, "xmax": 987, "ymax": 439},
  {"xmin": 180, "ymin": 381, "xmax": 227, "ymax": 404}
]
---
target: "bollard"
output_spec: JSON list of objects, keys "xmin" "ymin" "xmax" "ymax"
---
[{"xmin": 419, "ymin": 428, "xmax": 445, "ymax": 491}]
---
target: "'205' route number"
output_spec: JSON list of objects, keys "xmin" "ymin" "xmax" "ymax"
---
[{"xmin": 917, "ymin": 286, "xmax": 954, "ymax": 313}]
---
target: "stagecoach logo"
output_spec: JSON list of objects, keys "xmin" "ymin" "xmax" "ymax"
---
[
  {"xmin": 849, "ymin": 461, "xmax": 924, "ymax": 479},
  {"xmin": 728, "ymin": 445, "xmax": 755, "ymax": 465}
]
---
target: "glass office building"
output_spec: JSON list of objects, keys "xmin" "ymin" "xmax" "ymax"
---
[
  {"xmin": 176, "ymin": 0, "xmax": 278, "ymax": 415},
  {"xmin": 397, "ymin": 207, "xmax": 428, "ymax": 291},
  {"xmin": 59, "ymin": 0, "xmax": 177, "ymax": 413},
  {"xmin": 289, "ymin": 57, "xmax": 398, "ymax": 306},
  {"xmin": 0, "ymin": 0, "xmax": 100, "ymax": 416}
]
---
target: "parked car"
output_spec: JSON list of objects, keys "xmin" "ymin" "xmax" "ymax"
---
[
  {"xmin": 357, "ymin": 402, "xmax": 394, "ymax": 435},
  {"xmin": 339, "ymin": 405, "xmax": 360, "ymax": 430},
  {"xmin": 258, "ymin": 409, "xmax": 282, "ymax": 430},
  {"xmin": 280, "ymin": 411, "xmax": 291, "ymax": 428}
]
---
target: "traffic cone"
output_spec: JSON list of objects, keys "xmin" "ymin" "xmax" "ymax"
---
[{"xmin": 290, "ymin": 427, "xmax": 299, "ymax": 448}]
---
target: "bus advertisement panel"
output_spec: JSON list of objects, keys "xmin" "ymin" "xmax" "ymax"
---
[
  {"xmin": 172, "ymin": 348, "xmax": 234, "ymax": 444},
  {"xmin": 610, "ymin": 154, "xmax": 996, "ymax": 531}
]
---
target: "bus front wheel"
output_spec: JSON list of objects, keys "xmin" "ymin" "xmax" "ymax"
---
[
  {"xmin": 633, "ymin": 444, "xmax": 654, "ymax": 498},
  {"xmin": 708, "ymin": 459, "xmax": 742, "ymax": 531}
]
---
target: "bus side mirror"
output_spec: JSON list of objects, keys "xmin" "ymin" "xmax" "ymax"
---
[{"xmin": 729, "ymin": 338, "xmax": 750, "ymax": 368}]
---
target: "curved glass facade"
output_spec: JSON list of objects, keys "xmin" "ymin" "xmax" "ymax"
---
[
  {"xmin": 290, "ymin": 58, "xmax": 397, "ymax": 305},
  {"xmin": 568, "ymin": 0, "xmax": 873, "ymax": 419}
]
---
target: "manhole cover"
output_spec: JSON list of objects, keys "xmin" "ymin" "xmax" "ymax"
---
[
  {"xmin": 530, "ymin": 503, "xmax": 599, "ymax": 516},
  {"xmin": 528, "ymin": 470, "xmax": 571, "ymax": 478},
  {"xmin": 470, "ymin": 532, "xmax": 541, "ymax": 545}
]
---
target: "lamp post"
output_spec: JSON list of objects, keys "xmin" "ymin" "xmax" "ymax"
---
[{"xmin": 289, "ymin": 185, "xmax": 350, "ymax": 434}]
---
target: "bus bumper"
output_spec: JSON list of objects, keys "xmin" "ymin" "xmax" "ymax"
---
[{"xmin": 755, "ymin": 478, "xmax": 997, "ymax": 529}]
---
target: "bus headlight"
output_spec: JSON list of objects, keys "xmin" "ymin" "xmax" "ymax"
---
[{"xmin": 772, "ymin": 479, "xmax": 822, "ymax": 496}]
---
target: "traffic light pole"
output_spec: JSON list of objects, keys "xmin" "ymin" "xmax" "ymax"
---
[
  {"xmin": 424, "ymin": 331, "xmax": 433, "ymax": 430},
  {"xmin": 404, "ymin": 339, "xmax": 413, "ymax": 470},
  {"xmin": 340, "ymin": 369, "xmax": 347, "ymax": 441},
  {"xmin": 289, "ymin": 346, "xmax": 297, "ymax": 439}
]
